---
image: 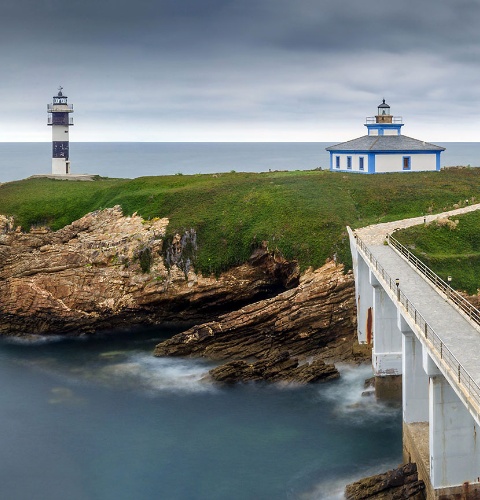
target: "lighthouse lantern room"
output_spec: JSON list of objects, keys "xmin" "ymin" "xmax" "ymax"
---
[{"xmin": 47, "ymin": 87, "xmax": 74, "ymax": 175}]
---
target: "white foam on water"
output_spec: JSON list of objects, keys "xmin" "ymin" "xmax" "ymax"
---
[
  {"xmin": 4, "ymin": 334, "xmax": 66, "ymax": 345},
  {"xmin": 320, "ymin": 363, "xmax": 400, "ymax": 425},
  {"xmin": 102, "ymin": 354, "xmax": 219, "ymax": 395},
  {"xmin": 297, "ymin": 459, "xmax": 401, "ymax": 500}
]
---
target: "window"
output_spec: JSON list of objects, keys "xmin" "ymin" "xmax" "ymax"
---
[
  {"xmin": 335, "ymin": 156, "xmax": 340, "ymax": 168},
  {"xmin": 347, "ymin": 156, "xmax": 352, "ymax": 170},
  {"xmin": 403, "ymin": 156, "xmax": 411, "ymax": 170},
  {"xmin": 359, "ymin": 157, "xmax": 364, "ymax": 171}
]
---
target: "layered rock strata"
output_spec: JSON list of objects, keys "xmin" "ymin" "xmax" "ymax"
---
[
  {"xmin": 155, "ymin": 260, "xmax": 359, "ymax": 383},
  {"xmin": 207, "ymin": 351, "xmax": 340, "ymax": 384},
  {"xmin": 345, "ymin": 463, "xmax": 426, "ymax": 500},
  {"xmin": 0, "ymin": 207, "xmax": 299, "ymax": 336}
]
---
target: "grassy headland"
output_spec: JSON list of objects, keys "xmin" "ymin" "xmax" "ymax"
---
[
  {"xmin": 0, "ymin": 168, "xmax": 478, "ymax": 275},
  {"xmin": 393, "ymin": 210, "xmax": 480, "ymax": 294}
]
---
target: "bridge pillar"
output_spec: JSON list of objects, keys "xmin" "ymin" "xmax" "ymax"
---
[
  {"xmin": 372, "ymin": 286, "xmax": 402, "ymax": 398},
  {"xmin": 430, "ymin": 373, "xmax": 480, "ymax": 491},
  {"xmin": 402, "ymin": 328, "xmax": 428, "ymax": 424},
  {"xmin": 356, "ymin": 253, "xmax": 375, "ymax": 345}
]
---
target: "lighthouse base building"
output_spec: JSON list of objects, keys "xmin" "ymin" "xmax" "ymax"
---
[{"xmin": 326, "ymin": 100, "xmax": 445, "ymax": 174}]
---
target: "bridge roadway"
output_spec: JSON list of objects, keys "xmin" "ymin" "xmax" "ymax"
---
[
  {"xmin": 361, "ymin": 236, "xmax": 480, "ymax": 407},
  {"xmin": 351, "ymin": 203, "xmax": 480, "ymax": 498}
]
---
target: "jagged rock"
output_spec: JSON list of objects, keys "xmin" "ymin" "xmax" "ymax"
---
[
  {"xmin": 154, "ymin": 260, "xmax": 358, "ymax": 363},
  {"xmin": 345, "ymin": 463, "xmax": 426, "ymax": 500},
  {"xmin": 0, "ymin": 207, "xmax": 299, "ymax": 336},
  {"xmin": 209, "ymin": 353, "xmax": 339, "ymax": 384}
]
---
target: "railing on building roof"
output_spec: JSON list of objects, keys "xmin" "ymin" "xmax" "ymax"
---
[
  {"xmin": 47, "ymin": 104, "xmax": 74, "ymax": 112},
  {"xmin": 365, "ymin": 116, "xmax": 403, "ymax": 124},
  {"xmin": 47, "ymin": 117, "xmax": 74, "ymax": 125},
  {"xmin": 355, "ymin": 233, "xmax": 480, "ymax": 413}
]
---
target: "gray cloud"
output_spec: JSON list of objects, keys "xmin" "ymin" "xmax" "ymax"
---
[{"xmin": 1, "ymin": 0, "xmax": 480, "ymax": 141}]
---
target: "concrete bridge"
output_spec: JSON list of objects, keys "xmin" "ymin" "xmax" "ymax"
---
[{"xmin": 348, "ymin": 204, "xmax": 480, "ymax": 499}]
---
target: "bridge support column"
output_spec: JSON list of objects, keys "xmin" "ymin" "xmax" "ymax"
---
[
  {"xmin": 372, "ymin": 286, "xmax": 402, "ymax": 399},
  {"xmin": 356, "ymin": 254, "xmax": 375, "ymax": 345},
  {"xmin": 401, "ymin": 327, "xmax": 428, "ymax": 424},
  {"xmin": 430, "ymin": 373, "xmax": 480, "ymax": 492}
]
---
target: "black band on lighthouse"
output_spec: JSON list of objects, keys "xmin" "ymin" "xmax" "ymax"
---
[{"xmin": 53, "ymin": 141, "xmax": 69, "ymax": 159}]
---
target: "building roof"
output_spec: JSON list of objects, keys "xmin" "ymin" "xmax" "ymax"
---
[{"xmin": 326, "ymin": 135, "xmax": 445, "ymax": 152}]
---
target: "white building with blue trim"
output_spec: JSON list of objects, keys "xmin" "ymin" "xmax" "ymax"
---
[{"xmin": 326, "ymin": 100, "xmax": 445, "ymax": 174}]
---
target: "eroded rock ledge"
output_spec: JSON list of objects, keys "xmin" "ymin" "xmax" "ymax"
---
[
  {"xmin": 0, "ymin": 206, "xmax": 299, "ymax": 336},
  {"xmin": 154, "ymin": 260, "xmax": 360, "ymax": 383},
  {"xmin": 345, "ymin": 463, "xmax": 426, "ymax": 500}
]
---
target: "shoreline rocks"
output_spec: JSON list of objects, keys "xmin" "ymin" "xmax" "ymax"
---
[
  {"xmin": 0, "ymin": 206, "xmax": 367, "ymax": 384},
  {"xmin": 206, "ymin": 351, "xmax": 340, "ymax": 384},
  {"xmin": 345, "ymin": 463, "xmax": 426, "ymax": 500},
  {"xmin": 154, "ymin": 259, "xmax": 365, "ymax": 384}
]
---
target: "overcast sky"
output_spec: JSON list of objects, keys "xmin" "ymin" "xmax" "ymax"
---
[{"xmin": 1, "ymin": 0, "xmax": 480, "ymax": 142}]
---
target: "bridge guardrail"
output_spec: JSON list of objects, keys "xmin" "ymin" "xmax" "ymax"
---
[
  {"xmin": 355, "ymin": 234, "xmax": 480, "ymax": 412},
  {"xmin": 388, "ymin": 234, "xmax": 480, "ymax": 325}
]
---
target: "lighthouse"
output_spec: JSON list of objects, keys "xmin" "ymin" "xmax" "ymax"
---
[
  {"xmin": 326, "ymin": 99, "xmax": 445, "ymax": 174},
  {"xmin": 47, "ymin": 87, "xmax": 74, "ymax": 175}
]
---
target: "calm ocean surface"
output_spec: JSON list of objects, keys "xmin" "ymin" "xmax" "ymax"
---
[
  {"xmin": 0, "ymin": 328, "xmax": 401, "ymax": 500},
  {"xmin": 0, "ymin": 141, "xmax": 458, "ymax": 498},
  {"xmin": 0, "ymin": 142, "xmax": 479, "ymax": 183}
]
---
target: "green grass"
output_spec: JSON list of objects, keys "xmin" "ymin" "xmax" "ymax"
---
[
  {"xmin": 393, "ymin": 210, "xmax": 480, "ymax": 295},
  {"xmin": 0, "ymin": 168, "xmax": 479, "ymax": 276}
]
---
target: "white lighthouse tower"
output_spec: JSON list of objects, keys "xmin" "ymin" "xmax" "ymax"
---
[{"xmin": 47, "ymin": 87, "xmax": 74, "ymax": 175}]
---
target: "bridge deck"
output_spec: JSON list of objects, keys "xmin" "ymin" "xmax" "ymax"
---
[{"xmin": 362, "ymin": 240, "xmax": 480, "ymax": 386}]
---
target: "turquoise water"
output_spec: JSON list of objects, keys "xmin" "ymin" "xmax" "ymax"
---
[
  {"xmin": 0, "ymin": 327, "xmax": 401, "ymax": 500},
  {"xmin": 0, "ymin": 141, "xmax": 478, "ymax": 182}
]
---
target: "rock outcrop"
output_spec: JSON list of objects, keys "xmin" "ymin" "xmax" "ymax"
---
[
  {"xmin": 207, "ymin": 351, "xmax": 339, "ymax": 384},
  {"xmin": 345, "ymin": 463, "xmax": 426, "ymax": 500},
  {"xmin": 154, "ymin": 260, "xmax": 357, "ymax": 361},
  {"xmin": 0, "ymin": 206, "xmax": 362, "ymax": 383},
  {"xmin": 154, "ymin": 260, "xmax": 360, "ymax": 383},
  {"xmin": 0, "ymin": 206, "xmax": 299, "ymax": 336}
]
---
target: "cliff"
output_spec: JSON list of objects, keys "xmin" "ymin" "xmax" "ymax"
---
[
  {"xmin": 0, "ymin": 206, "xmax": 362, "ymax": 383},
  {"xmin": 154, "ymin": 259, "xmax": 361, "ymax": 383},
  {"xmin": 0, "ymin": 206, "xmax": 298, "ymax": 336}
]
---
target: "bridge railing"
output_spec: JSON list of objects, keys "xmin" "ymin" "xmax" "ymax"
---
[
  {"xmin": 388, "ymin": 234, "xmax": 480, "ymax": 325},
  {"xmin": 355, "ymin": 234, "xmax": 480, "ymax": 411}
]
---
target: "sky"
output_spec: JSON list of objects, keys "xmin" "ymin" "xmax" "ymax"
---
[{"xmin": 1, "ymin": 0, "xmax": 480, "ymax": 142}]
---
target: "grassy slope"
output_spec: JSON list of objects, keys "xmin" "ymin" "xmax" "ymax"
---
[
  {"xmin": 0, "ymin": 168, "xmax": 478, "ymax": 275},
  {"xmin": 393, "ymin": 210, "xmax": 480, "ymax": 294}
]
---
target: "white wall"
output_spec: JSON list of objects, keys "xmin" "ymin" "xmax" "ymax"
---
[
  {"xmin": 375, "ymin": 154, "xmax": 437, "ymax": 173},
  {"xmin": 52, "ymin": 158, "xmax": 68, "ymax": 175},
  {"xmin": 333, "ymin": 153, "xmax": 368, "ymax": 173},
  {"xmin": 52, "ymin": 126, "xmax": 69, "ymax": 141}
]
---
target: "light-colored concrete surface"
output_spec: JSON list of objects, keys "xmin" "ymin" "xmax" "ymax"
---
[
  {"xmin": 356, "ymin": 203, "xmax": 480, "ymax": 245},
  {"xmin": 354, "ymin": 203, "xmax": 480, "ymax": 400},
  {"xmin": 28, "ymin": 174, "xmax": 96, "ymax": 181}
]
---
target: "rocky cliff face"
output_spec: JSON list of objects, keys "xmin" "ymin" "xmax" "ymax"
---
[
  {"xmin": 154, "ymin": 261, "xmax": 357, "ymax": 361},
  {"xmin": 154, "ymin": 260, "xmax": 361, "ymax": 383},
  {"xmin": 345, "ymin": 463, "xmax": 426, "ymax": 499},
  {"xmin": 0, "ymin": 206, "xmax": 299, "ymax": 336}
]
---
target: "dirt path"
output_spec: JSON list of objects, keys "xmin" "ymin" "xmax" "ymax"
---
[{"xmin": 355, "ymin": 203, "xmax": 480, "ymax": 245}]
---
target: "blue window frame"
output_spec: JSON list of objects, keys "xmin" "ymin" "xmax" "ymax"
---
[
  {"xmin": 335, "ymin": 156, "xmax": 340, "ymax": 168},
  {"xmin": 403, "ymin": 156, "xmax": 411, "ymax": 170},
  {"xmin": 347, "ymin": 156, "xmax": 352, "ymax": 170},
  {"xmin": 359, "ymin": 157, "xmax": 364, "ymax": 171}
]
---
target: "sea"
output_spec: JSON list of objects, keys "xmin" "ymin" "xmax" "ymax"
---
[
  {"xmin": 0, "ymin": 141, "xmax": 476, "ymax": 499},
  {"xmin": 0, "ymin": 141, "xmax": 479, "ymax": 183}
]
